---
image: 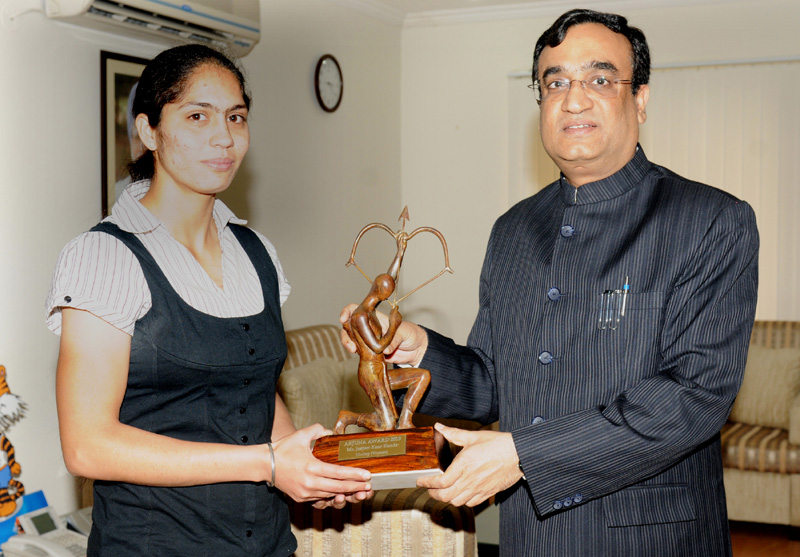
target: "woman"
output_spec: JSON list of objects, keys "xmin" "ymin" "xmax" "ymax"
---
[{"xmin": 46, "ymin": 44, "xmax": 371, "ymax": 556}]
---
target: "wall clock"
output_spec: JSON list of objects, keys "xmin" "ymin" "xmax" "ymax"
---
[{"xmin": 314, "ymin": 54, "xmax": 343, "ymax": 113}]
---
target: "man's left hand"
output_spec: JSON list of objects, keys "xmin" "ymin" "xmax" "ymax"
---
[{"xmin": 418, "ymin": 423, "xmax": 524, "ymax": 507}]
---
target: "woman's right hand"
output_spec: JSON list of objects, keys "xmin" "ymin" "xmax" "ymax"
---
[
  {"xmin": 271, "ymin": 424, "xmax": 373, "ymax": 508},
  {"xmin": 339, "ymin": 304, "xmax": 429, "ymax": 367}
]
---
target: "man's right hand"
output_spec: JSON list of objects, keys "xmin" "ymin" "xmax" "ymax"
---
[{"xmin": 339, "ymin": 304, "xmax": 429, "ymax": 368}]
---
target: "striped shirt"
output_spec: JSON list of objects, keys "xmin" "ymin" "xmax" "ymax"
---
[{"xmin": 45, "ymin": 180, "xmax": 290, "ymax": 336}]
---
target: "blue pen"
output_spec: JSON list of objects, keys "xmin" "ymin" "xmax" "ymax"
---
[{"xmin": 621, "ymin": 276, "xmax": 629, "ymax": 317}]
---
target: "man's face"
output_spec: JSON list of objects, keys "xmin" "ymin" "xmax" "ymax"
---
[{"xmin": 537, "ymin": 23, "xmax": 649, "ymax": 186}]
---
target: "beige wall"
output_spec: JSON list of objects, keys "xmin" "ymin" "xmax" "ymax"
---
[
  {"xmin": 0, "ymin": 0, "xmax": 399, "ymax": 514},
  {"xmin": 399, "ymin": 0, "xmax": 800, "ymax": 343},
  {"xmin": 1, "ymin": 15, "xmax": 157, "ymax": 516},
  {"xmin": 232, "ymin": 2, "xmax": 402, "ymax": 332}
]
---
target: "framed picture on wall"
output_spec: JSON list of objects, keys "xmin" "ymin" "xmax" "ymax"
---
[{"xmin": 101, "ymin": 51, "xmax": 149, "ymax": 217}]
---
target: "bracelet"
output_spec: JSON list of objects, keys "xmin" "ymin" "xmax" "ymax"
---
[{"xmin": 266, "ymin": 442, "xmax": 276, "ymax": 488}]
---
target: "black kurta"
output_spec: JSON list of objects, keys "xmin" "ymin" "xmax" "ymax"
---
[{"xmin": 417, "ymin": 147, "xmax": 759, "ymax": 556}]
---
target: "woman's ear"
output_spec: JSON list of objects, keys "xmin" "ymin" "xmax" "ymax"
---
[{"xmin": 135, "ymin": 114, "xmax": 158, "ymax": 152}]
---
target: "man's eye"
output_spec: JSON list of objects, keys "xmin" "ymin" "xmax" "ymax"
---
[
  {"xmin": 592, "ymin": 76, "xmax": 610, "ymax": 86},
  {"xmin": 230, "ymin": 114, "xmax": 247, "ymax": 123},
  {"xmin": 547, "ymin": 80, "xmax": 568, "ymax": 90},
  {"xmin": 189, "ymin": 113, "xmax": 206, "ymax": 121}
]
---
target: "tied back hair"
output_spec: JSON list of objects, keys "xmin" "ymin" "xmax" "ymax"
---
[{"xmin": 128, "ymin": 44, "xmax": 251, "ymax": 182}]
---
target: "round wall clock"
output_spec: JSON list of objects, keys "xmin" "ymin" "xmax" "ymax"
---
[{"xmin": 314, "ymin": 54, "xmax": 343, "ymax": 113}]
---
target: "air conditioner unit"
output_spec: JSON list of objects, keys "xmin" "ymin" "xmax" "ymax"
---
[{"xmin": 45, "ymin": 0, "xmax": 260, "ymax": 57}]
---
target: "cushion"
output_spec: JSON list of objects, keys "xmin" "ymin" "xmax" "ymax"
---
[
  {"xmin": 729, "ymin": 346, "xmax": 800, "ymax": 429},
  {"xmin": 278, "ymin": 356, "xmax": 348, "ymax": 430}
]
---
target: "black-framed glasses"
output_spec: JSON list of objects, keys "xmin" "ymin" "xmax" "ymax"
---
[{"xmin": 530, "ymin": 74, "xmax": 634, "ymax": 104}]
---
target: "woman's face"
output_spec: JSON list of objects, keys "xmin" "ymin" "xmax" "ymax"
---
[{"xmin": 139, "ymin": 63, "xmax": 250, "ymax": 197}]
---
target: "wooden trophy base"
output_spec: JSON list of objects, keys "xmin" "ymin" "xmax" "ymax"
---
[{"xmin": 312, "ymin": 426, "xmax": 452, "ymax": 491}]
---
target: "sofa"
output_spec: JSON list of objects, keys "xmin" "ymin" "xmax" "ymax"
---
[
  {"xmin": 721, "ymin": 320, "xmax": 800, "ymax": 530},
  {"xmin": 279, "ymin": 324, "xmax": 477, "ymax": 556}
]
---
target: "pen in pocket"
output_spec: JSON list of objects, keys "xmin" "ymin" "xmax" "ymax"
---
[
  {"xmin": 598, "ymin": 278, "xmax": 629, "ymax": 330},
  {"xmin": 621, "ymin": 276, "xmax": 629, "ymax": 317}
]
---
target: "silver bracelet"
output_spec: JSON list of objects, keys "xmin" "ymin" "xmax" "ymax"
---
[{"xmin": 266, "ymin": 442, "xmax": 276, "ymax": 488}]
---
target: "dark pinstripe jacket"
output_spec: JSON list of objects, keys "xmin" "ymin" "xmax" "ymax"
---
[{"xmin": 416, "ymin": 147, "xmax": 759, "ymax": 556}]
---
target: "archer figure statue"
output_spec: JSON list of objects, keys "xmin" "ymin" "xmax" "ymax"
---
[{"xmin": 334, "ymin": 207, "xmax": 452, "ymax": 434}]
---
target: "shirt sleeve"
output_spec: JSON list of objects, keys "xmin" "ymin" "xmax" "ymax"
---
[
  {"xmin": 45, "ymin": 231, "xmax": 150, "ymax": 336},
  {"xmin": 250, "ymin": 229, "xmax": 291, "ymax": 307}
]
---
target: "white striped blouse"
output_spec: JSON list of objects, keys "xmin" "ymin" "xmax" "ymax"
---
[{"xmin": 45, "ymin": 180, "xmax": 290, "ymax": 336}]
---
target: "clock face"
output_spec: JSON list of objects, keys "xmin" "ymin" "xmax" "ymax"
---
[{"xmin": 315, "ymin": 55, "xmax": 343, "ymax": 112}]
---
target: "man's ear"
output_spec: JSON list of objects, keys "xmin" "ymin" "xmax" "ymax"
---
[
  {"xmin": 635, "ymin": 84, "xmax": 650, "ymax": 125},
  {"xmin": 135, "ymin": 114, "xmax": 158, "ymax": 152}
]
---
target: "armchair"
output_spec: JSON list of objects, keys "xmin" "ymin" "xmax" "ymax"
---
[{"xmin": 721, "ymin": 320, "xmax": 800, "ymax": 530}]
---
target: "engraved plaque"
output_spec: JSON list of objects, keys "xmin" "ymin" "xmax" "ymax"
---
[{"xmin": 339, "ymin": 434, "xmax": 407, "ymax": 461}]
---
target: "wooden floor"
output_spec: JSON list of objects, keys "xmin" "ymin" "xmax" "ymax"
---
[{"xmin": 731, "ymin": 521, "xmax": 800, "ymax": 557}]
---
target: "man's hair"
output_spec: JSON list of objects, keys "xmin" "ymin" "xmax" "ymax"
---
[{"xmin": 532, "ymin": 9, "xmax": 650, "ymax": 95}]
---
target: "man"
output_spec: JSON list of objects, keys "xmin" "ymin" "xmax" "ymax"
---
[{"xmin": 342, "ymin": 8, "xmax": 758, "ymax": 556}]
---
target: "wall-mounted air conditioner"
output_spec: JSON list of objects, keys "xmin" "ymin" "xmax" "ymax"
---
[{"xmin": 45, "ymin": 0, "xmax": 260, "ymax": 57}]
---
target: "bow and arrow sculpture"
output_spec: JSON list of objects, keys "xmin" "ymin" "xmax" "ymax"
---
[{"xmin": 334, "ymin": 207, "xmax": 453, "ymax": 434}]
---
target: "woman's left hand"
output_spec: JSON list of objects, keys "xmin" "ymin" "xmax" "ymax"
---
[{"xmin": 272, "ymin": 424, "xmax": 374, "ymax": 509}]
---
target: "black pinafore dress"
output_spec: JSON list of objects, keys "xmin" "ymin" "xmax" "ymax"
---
[{"xmin": 87, "ymin": 222, "xmax": 295, "ymax": 556}]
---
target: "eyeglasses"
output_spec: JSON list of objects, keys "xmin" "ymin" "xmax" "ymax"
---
[{"xmin": 530, "ymin": 74, "xmax": 634, "ymax": 104}]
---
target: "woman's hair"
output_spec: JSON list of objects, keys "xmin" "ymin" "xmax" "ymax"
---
[
  {"xmin": 531, "ymin": 9, "xmax": 651, "ymax": 95},
  {"xmin": 128, "ymin": 44, "xmax": 251, "ymax": 182}
]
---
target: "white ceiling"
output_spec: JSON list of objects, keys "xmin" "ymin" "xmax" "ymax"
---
[
  {"xmin": 329, "ymin": 0, "xmax": 592, "ymax": 26},
  {"xmin": 365, "ymin": 0, "xmax": 726, "ymax": 14},
  {"xmin": 331, "ymin": 0, "xmax": 741, "ymax": 25},
  {"xmin": 378, "ymin": 0, "xmax": 556, "ymax": 13}
]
